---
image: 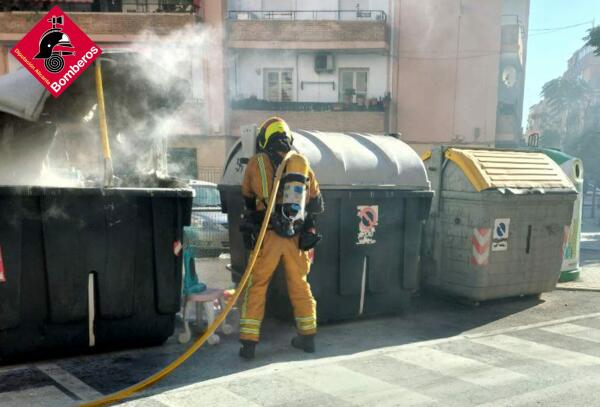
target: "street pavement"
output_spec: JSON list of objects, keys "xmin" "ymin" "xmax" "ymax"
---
[
  {"xmin": 2, "ymin": 289, "xmax": 600, "ymax": 407},
  {"xmin": 2, "ymin": 218, "xmax": 600, "ymax": 407},
  {"xmin": 119, "ymin": 311, "xmax": 600, "ymax": 407}
]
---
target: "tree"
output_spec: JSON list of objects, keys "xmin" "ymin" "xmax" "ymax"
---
[
  {"xmin": 584, "ymin": 26, "xmax": 600, "ymax": 56},
  {"xmin": 539, "ymin": 129, "xmax": 561, "ymax": 149},
  {"xmin": 541, "ymin": 77, "xmax": 591, "ymax": 115},
  {"xmin": 538, "ymin": 77, "xmax": 592, "ymax": 145},
  {"xmin": 566, "ymin": 129, "xmax": 600, "ymax": 184}
]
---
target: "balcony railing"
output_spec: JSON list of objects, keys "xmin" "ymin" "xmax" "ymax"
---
[
  {"xmin": 2, "ymin": 0, "xmax": 197, "ymax": 14},
  {"xmin": 228, "ymin": 9, "xmax": 387, "ymax": 22},
  {"xmin": 232, "ymin": 98, "xmax": 386, "ymax": 112}
]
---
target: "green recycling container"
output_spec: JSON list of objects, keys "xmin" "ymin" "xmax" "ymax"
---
[{"xmin": 542, "ymin": 149, "xmax": 584, "ymax": 282}]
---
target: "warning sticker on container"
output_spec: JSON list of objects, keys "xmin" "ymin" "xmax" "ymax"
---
[
  {"xmin": 356, "ymin": 205, "xmax": 378, "ymax": 245},
  {"xmin": 492, "ymin": 218, "xmax": 510, "ymax": 252},
  {"xmin": 471, "ymin": 228, "xmax": 491, "ymax": 266},
  {"xmin": 0, "ymin": 246, "xmax": 6, "ymax": 283}
]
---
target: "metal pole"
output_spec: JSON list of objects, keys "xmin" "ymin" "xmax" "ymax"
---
[{"xmin": 95, "ymin": 60, "xmax": 114, "ymax": 187}]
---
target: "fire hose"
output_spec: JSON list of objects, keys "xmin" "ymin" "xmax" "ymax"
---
[{"xmin": 79, "ymin": 151, "xmax": 294, "ymax": 407}]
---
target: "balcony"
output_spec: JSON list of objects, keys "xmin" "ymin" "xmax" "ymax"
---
[
  {"xmin": 231, "ymin": 98, "xmax": 385, "ymax": 112},
  {"xmin": 500, "ymin": 15, "xmax": 524, "ymax": 65},
  {"xmin": 1, "ymin": 0, "xmax": 198, "ymax": 13},
  {"xmin": 227, "ymin": 9, "xmax": 389, "ymax": 51},
  {"xmin": 230, "ymin": 98, "xmax": 387, "ymax": 136},
  {"xmin": 0, "ymin": 5, "xmax": 198, "ymax": 42},
  {"xmin": 228, "ymin": 9, "xmax": 387, "ymax": 21}
]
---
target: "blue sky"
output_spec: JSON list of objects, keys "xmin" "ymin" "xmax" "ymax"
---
[{"xmin": 523, "ymin": 1, "xmax": 600, "ymax": 126}]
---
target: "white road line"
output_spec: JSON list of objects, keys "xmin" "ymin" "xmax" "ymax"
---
[
  {"xmin": 388, "ymin": 347, "xmax": 525, "ymax": 387},
  {"xmin": 476, "ymin": 377, "xmax": 598, "ymax": 407},
  {"xmin": 148, "ymin": 386, "xmax": 261, "ymax": 407},
  {"xmin": 0, "ymin": 385, "xmax": 75, "ymax": 407},
  {"xmin": 464, "ymin": 312, "xmax": 600, "ymax": 340},
  {"xmin": 0, "ymin": 365, "xmax": 30, "ymax": 374},
  {"xmin": 470, "ymin": 334, "xmax": 600, "ymax": 367},
  {"xmin": 280, "ymin": 364, "xmax": 435, "ymax": 406},
  {"xmin": 541, "ymin": 322, "xmax": 600, "ymax": 343},
  {"xmin": 37, "ymin": 363, "xmax": 102, "ymax": 401},
  {"xmin": 158, "ymin": 313, "xmax": 600, "ymax": 390}
]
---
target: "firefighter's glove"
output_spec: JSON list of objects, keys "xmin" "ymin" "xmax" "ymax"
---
[
  {"xmin": 239, "ymin": 211, "xmax": 264, "ymax": 250},
  {"xmin": 299, "ymin": 229, "xmax": 322, "ymax": 251}
]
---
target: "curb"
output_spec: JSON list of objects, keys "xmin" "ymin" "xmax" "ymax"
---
[{"xmin": 555, "ymin": 286, "xmax": 600, "ymax": 292}]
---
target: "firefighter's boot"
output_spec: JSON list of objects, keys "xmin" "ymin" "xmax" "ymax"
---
[
  {"xmin": 239, "ymin": 340, "xmax": 256, "ymax": 360},
  {"xmin": 291, "ymin": 334, "xmax": 315, "ymax": 353}
]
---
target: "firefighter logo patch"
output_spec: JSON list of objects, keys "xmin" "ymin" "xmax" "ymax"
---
[{"xmin": 10, "ymin": 6, "xmax": 101, "ymax": 97}]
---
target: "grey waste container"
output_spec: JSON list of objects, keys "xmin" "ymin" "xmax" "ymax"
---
[
  {"xmin": 219, "ymin": 130, "xmax": 432, "ymax": 322},
  {"xmin": 421, "ymin": 147, "xmax": 577, "ymax": 302}
]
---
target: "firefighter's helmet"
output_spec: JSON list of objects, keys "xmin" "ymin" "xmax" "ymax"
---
[
  {"xmin": 35, "ymin": 30, "xmax": 73, "ymax": 59},
  {"xmin": 256, "ymin": 117, "xmax": 293, "ymax": 151}
]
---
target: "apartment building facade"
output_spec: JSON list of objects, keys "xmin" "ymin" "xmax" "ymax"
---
[
  {"xmin": 226, "ymin": 0, "xmax": 530, "ymax": 153},
  {"xmin": 527, "ymin": 44, "xmax": 600, "ymax": 140},
  {"xmin": 227, "ymin": 0, "xmax": 391, "ymax": 136},
  {"xmin": 566, "ymin": 45, "xmax": 600, "ymax": 97},
  {"xmin": 1, "ymin": 0, "xmax": 531, "ymax": 178},
  {"xmin": 392, "ymin": 0, "xmax": 529, "ymax": 154}
]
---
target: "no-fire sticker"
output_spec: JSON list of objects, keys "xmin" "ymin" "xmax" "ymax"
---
[
  {"xmin": 356, "ymin": 205, "xmax": 379, "ymax": 245},
  {"xmin": 10, "ymin": 6, "xmax": 102, "ymax": 97}
]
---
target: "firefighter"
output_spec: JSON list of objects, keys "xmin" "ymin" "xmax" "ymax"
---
[{"xmin": 238, "ymin": 117, "xmax": 324, "ymax": 360}]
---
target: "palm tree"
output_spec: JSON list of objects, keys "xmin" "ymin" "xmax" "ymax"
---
[
  {"xmin": 540, "ymin": 77, "xmax": 592, "ymax": 145},
  {"xmin": 584, "ymin": 26, "xmax": 600, "ymax": 56}
]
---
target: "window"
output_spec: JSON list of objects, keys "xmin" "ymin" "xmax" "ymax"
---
[
  {"xmin": 264, "ymin": 69, "xmax": 293, "ymax": 102},
  {"xmin": 339, "ymin": 69, "xmax": 368, "ymax": 103}
]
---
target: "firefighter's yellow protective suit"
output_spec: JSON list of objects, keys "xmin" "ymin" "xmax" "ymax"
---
[{"xmin": 240, "ymin": 152, "xmax": 321, "ymax": 342}]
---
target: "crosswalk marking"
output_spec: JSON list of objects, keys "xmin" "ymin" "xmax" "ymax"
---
[
  {"xmin": 280, "ymin": 364, "xmax": 435, "ymax": 406},
  {"xmin": 152, "ymin": 385, "xmax": 261, "ymax": 407},
  {"xmin": 477, "ymin": 377, "xmax": 598, "ymax": 407},
  {"xmin": 541, "ymin": 323, "xmax": 600, "ymax": 343},
  {"xmin": 0, "ymin": 385, "xmax": 75, "ymax": 407},
  {"xmin": 37, "ymin": 363, "xmax": 102, "ymax": 401},
  {"xmin": 388, "ymin": 347, "xmax": 525, "ymax": 387},
  {"xmin": 471, "ymin": 334, "xmax": 600, "ymax": 367}
]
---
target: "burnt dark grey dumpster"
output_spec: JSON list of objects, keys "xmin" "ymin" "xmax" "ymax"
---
[
  {"xmin": 219, "ymin": 131, "xmax": 432, "ymax": 323},
  {"xmin": 0, "ymin": 187, "xmax": 192, "ymax": 361},
  {"xmin": 0, "ymin": 51, "xmax": 193, "ymax": 362}
]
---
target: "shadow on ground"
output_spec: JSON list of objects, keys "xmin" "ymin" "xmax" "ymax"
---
[{"xmin": 53, "ymin": 291, "xmax": 549, "ymax": 397}]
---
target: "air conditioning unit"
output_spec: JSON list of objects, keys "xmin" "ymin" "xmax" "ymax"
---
[
  {"xmin": 314, "ymin": 54, "xmax": 334, "ymax": 74},
  {"xmin": 236, "ymin": 12, "xmax": 252, "ymax": 20}
]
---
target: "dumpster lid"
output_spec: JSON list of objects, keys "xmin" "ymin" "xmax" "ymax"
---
[
  {"xmin": 444, "ymin": 148, "xmax": 573, "ymax": 192},
  {"xmin": 222, "ymin": 130, "xmax": 430, "ymax": 190},
  {"xmin": 541, "ymin": 148, "xmax": 575, "ymax": 165},
  {"xmin": 0, "ymin": 68, "xmax": 49, "ymax": 121}
]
